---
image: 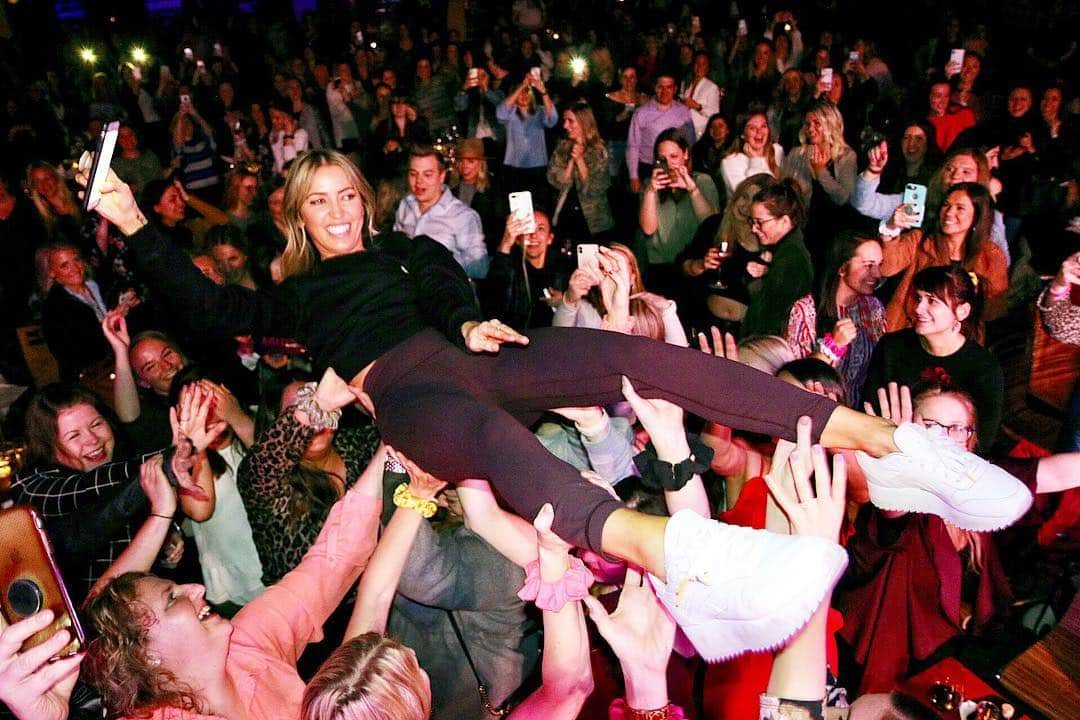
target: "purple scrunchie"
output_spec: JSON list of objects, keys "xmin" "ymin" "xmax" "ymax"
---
[{"xmin": 518, "ymin": 555, "xmax": 595, "ymax": 612}]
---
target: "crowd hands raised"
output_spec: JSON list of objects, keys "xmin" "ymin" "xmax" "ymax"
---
[{"xmin": 1, "ymin": 1, "xmax": 1079, "ymax": 719}]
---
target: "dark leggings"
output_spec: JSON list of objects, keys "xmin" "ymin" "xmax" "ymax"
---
[{"xmin": 364, "ymin": 327, "xmax": 838, "ymax": 551}]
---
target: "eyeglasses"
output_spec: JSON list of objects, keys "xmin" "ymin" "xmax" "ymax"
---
[
  {"xmin": 920, "ymin": 419, "xmax": 976, "ymax": 442},
  {"xmin": 749, "ymin": 215, "xmax": 779, "ymax": 229}
]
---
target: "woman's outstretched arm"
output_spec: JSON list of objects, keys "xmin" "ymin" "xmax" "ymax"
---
[{"xmin": 83, "ymin": 169, "xmax": 295, "ymax": 338}]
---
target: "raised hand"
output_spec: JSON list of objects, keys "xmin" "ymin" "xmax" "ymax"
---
[
  {"xmin": 101, "ymin": 309, "xmax": 130, "ymax": 356},
  {"xmin": 390, "ymin": 447, "xmax": 448, "ymax": 501},
  {"xmin": 139, "ymin": 454, "xmax": 177, "ymax": 519},
  {"xmin": 582, "ymin": 566, "xmax": 675, "ymax": 679},
  {"xmin": 863, "ymin": 382, "xmax": 912, "ymax": 424},
  {"xmin": 867, "ymin": 141, "xmax": 888, "ymax": 174},
  {"xmin": 697, "ymin": 326, "xmax": 738, "ymax": 360},
  {"xmin": 763, "ymin": 417, "xmax": 847, "ymax": 542},
  {"xmin": 173, "ymin": 383, "xmax": 226, "ymax": 452}
]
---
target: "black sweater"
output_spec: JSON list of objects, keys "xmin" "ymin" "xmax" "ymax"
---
[
  {"xmin": 127, "ymin": 223, "xmax": 482, "ymax": 380},
  {"xmin": 863, "ymin": 329, "xmax": 1004, "ymax": 452}
]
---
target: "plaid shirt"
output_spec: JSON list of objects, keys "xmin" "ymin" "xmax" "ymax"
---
[{"xmin": 10, "ymin": 453, "xmax": 157, "ymax": 598}]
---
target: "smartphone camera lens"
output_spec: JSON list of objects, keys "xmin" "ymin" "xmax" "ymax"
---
[{"xmin": 8, "ymin": 579, "xmax": 45, "ymax": 618}]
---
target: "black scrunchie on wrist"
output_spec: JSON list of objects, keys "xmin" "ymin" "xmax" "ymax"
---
[{"xmin": 632, "ymin": 435, "xmax": 714, "ymax": 491}]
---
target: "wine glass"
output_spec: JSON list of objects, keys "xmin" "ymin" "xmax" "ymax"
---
[{"xmin": 708, "ymin": 241, "xmax": 733, "ymax": 290}]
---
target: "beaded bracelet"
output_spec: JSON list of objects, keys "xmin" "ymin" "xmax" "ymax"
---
[
  {"xmin": 609, "ymin": 699, "xmax": 685, "ymax": 720},
  {"xmin": 392, "ymin": 483, "xmax": 438, "ymax": 518},
  {"xmin": 294, "ymin": 382, "xmax": 342, "ymax": 431},
  {"xmin": 518, "ymin": 555, "xmax": 594, "ymax": 612}
]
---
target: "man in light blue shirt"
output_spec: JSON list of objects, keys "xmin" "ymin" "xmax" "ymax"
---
[{"xmin": 395, "ymin": 148, "xmax": 490, "ymax": 279}]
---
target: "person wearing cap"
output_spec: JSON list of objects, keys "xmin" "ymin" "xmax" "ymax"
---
[{"xmin": 450, "ymin": 138, "xmax": 507, "ymax": 252}]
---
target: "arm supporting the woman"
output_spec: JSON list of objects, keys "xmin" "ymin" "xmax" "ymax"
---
[
  {"xmin": 345, "ymin": 460, "xmax": 445, "ymax": 639},
  {"xmin": 508, "ymin": 509, "xmax": 593, "ymax": 720},
  {"xmin": 238, "ymin": 446, "xmax": 387, "ymax": 664}
]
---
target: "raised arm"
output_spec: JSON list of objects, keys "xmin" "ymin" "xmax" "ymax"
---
[
  {"xmin": 85, "ymin": 456, "xmax": 177, "ymax": 601},
  {"xmin": 344, "ymin": 452, "xmax": 446, "ymax": 639},
  {"xmin": 102, "ymin": 310, "xmax": 140, "ymax": 423},
  {"xmin": 507, "ymin": 505, "xmax": 594, "ymax": 720},
  {"xmin": 83, "ymin": 169, "xmax": 293, "ymax": 338},
  {"xmin": 621, "ymin": 377, "xmax": 711, "ymax": 518}
]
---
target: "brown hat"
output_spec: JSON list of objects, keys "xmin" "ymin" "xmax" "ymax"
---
[{"xmin": 455, "ymin": 138, "xmax": 485, "ymax": 160}]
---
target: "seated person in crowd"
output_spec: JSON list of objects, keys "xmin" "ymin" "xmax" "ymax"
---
[
  {"xmin": 482, "ymin": 209, "xmax": 568, "ymax": 329},
  {"xmin": 449, "ymin": 138, "xmax": 507, "ymax": 253},
  {"xmin": 863, "ymin": 265, "xmax": 1003, "ymax": 451},
  {"xmin": 394, "ymin": 146, "xmax": 489, "ymax": 278}
]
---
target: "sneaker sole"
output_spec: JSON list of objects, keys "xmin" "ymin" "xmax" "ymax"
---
[{"xmin": 864, "ymin": 477, "xmax": 1031, "ymax": 532}]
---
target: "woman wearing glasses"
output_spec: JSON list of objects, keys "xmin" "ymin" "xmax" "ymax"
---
[
  {"xmin": 740, "ymin": 179, "xmax": 813, "ymax": 337},
  {"xmin": 862, "ymin": 264, "xmax": 1002, "ymax": 452},
  {"xmin": 839, "ymin": 380, "xmax": 1080, "ymax": 695}
]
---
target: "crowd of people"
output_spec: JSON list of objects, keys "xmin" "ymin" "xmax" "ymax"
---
[{"xmin": 1, "ymin": 0, "xmax": 1078, "ymax": 718}]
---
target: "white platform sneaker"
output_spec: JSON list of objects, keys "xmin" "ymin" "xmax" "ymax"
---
[
  {"xmin": 856, "ymin": 423, "xmax": 1033, "ymax": 532},
  {"xmin": 650, "ymin": 509, "xmax": 849, "ymax": 663}
]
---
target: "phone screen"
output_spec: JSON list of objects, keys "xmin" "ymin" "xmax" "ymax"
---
[
  {"xmin": 821, "ymin": 68, "xmax": 833, "ymax": 90},
  {"xmin": 80, "ymin": 120, "xmax": 120, "ymax": 212}
]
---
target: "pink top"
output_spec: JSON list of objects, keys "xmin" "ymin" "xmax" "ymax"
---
[{"xmin": 125, "ymin": 490, "xmax": 382, "ymax": 720}]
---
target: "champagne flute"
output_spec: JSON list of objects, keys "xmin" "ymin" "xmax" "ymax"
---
[{"xmin": 708, "ymin": 241, "xmax": 733, "ymax": 290}]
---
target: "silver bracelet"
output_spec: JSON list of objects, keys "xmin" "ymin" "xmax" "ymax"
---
[{"xmin": 294, "ymin": 382, "xmax": 342, "ymax": 431}]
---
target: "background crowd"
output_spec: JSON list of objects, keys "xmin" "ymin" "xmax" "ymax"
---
[{"xmin": 1, "ymin": 0, "xmax": 1079, "ymax": 718}]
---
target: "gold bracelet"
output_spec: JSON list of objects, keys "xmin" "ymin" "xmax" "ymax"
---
[
  {"xmin": 392, "ymin": 483, "xmax": 437, "ymax": 518},
  {"xmin": 625, "ymin": 704, "xmax": 673, "ymax": 720}
]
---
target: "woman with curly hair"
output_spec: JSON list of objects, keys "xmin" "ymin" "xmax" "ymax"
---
[{"xmin": 83, "ymin": 430, "xmax": 390, "ymax": 720}]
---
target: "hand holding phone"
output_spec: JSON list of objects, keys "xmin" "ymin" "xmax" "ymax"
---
[
  {"xmin": 0, "ymin": 508, "xmax": 84, "ymax": 659},
  {"xmin": 947, "ymin": 48, "xmax": 965, "ymax": 77},
  {"xmin": 79, "ymin": 120, "xmax": 120, "ymax": 212},
  {"xmin": 821, "ymin": 68, "xmax": 833, "ymax": 92},
  {"xmin": 577, "ymin": 243, "xmax": 600, "ymax": 274},
  {"xmin": 902, "ymin": 183, "xmax": 927, "ymax": 228},
  {"xmin": 508, "ymin": 191, "xmax": 536, "ymax": 234}
]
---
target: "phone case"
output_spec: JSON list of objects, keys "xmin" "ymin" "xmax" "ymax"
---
[
  {"xmin": 0, "ymin": 506, "xmax": 84, "ymax": 656},
  {"xmin": 508, "ymin": 192, "xmax": 536, "ymax": 234},
  {"xmin": 81, "ymin": 120, "xmax": 120, "ymax": 212},
  {"xmin": 903, "ymin": 183, "xmax": 927, "ymax": 228},
  {"xmin": 577, "ymin": 244, "xmax": 600, "ymax": 270}
]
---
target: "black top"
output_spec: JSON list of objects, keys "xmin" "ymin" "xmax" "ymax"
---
[
  {"xmin": 127, "ymin": 223, "xmax": 482, "ymax": 381},
  {"xmin": 41, "ymin": 284, "xmax": 113, "ymax": 382},
  {"xmin": 863, "ymin": 328, "xmax": 1004, "ymax": 452}
]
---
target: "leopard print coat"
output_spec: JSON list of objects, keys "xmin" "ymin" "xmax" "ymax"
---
[{"xmin": 237, "ymin": 410, "xmax": 381, "ymax": 584}]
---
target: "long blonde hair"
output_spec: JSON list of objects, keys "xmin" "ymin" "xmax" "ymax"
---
[
  {"xmin": 25, "ymin": 161, "xmax": 81, "ymax": 234},
  {"xmin": 280, "ymin": 149, "xmax": 378, "ymax": 279},
  {"xmin": 302, "ymin": 633, "xmax": 431, "ymax": 720},
  {"xmin": 798, "ymin": 100, "xmax": 850, "ymax": 163}
]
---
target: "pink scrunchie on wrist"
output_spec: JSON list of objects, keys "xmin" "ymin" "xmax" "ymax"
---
[{"xmin": 518, "ymin": 555, "xmax": 595, "ymax": 612}]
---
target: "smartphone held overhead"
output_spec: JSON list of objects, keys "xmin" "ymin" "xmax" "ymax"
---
[
  {"xmin": 902, "ymin": 183, "xmax": 927, "ymax": 228},
  {"xmin": 79, "ymin": 120, "xmax": 120, "ymax": 212},
  {"xmin": 508, "ymin": 191, "xmax": 536, "ymax": 234}
]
